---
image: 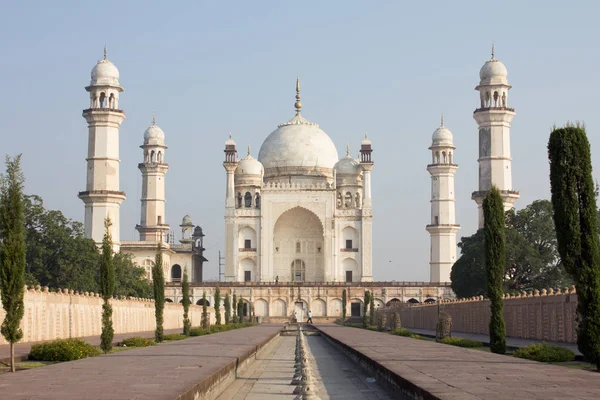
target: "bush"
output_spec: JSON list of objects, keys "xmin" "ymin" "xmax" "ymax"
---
[
  {"xmin": 119, "ymin": 336, "xmax": 155, "ymax": 347},
  {"xmin": 513, "ymin": 342, "xmax": 575, "ymax": 363},
  {"xmin": 163, "ymin": 334, "xmax": 188, "ymax": 341},
  {"xmin": 390, "ymin": 328, "xmax": 423, "ymax": 339},
  {"xmin": 439, "ymin": 337, "xmax": 483, "ymax": 348},
  {"xmin": 29, "ymin": 339, "xmax": 101, "ymax": 362},
  {"xmin": 189, "ymin": 328, "xmax": 210, "ymax": 337}
]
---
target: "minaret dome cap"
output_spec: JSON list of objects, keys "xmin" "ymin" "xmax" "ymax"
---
[
  {"xmin": 143, "ymin": 117, "xmax": 165, "ymax": 143},
  {"xmin": 90, "ymin": 46, "xmax": 120, "ymax": 87}
]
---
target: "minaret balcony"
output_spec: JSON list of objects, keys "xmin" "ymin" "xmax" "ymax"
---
[
  {"xmin": 239, "ymin": 247, "xmax": 257, "ymax": 253},
  {"xmin": 83, "ymin": 107, "xmax": 125, "ymax": 114},
  {"xmin": 471, "ymin": 189, "xmax": 520, "ymax": 200},
  {"xmin": 426, "ymin": 224, "xmax": 461, "ymax": 234},
  {"xmin": 78, "ymin": 190, "xmax": 126, "ymax": 202},
  {"xmin": 340, "ymin": 248, "xmax": 359, "ymax": 252},
  {"xmin": 474, "ymin": 106, "xmax": 515, "ymax": 113}
]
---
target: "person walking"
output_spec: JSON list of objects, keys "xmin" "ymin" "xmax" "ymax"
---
[{"xmin": 307, "ymin": 310, "xmax": 313, "ymax": 324}]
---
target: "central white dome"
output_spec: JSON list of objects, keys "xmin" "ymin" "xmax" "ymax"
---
[{"xmin": 258, "ymin": 114, "xmax": 339, "ymax": 173}]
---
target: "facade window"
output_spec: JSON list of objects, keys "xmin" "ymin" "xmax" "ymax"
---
[
  {"xmin": 157, "ymin": 216, "xmax": 162, "ymax": 225},
  {"xmin": 346, "ymin": 271, "xmax": 353, "ymax": 283},
  {"xmin": 244, "ymin": 239, "xmax": 251, "ymax": 249},
  {"xmin": 434, "ymin": 216, "xmax": 439, "ymax": 225},
  {"xmin": 244, "ymin": 271, "xmax": 251, "ymax": 282},
  {"xmin": 296, "ymin": 241, "xmax": 301, "ymax": 253},
  {"xmin": 171, "ymin": 264, "xmax": 182, "ymax": 281},
  {"xmin": 244, "ymin": 192, "xmax": 252, "ymax": 208},
  {"xmin": 237, "ymin": 193, "xmax": 242, "ymax": 208},
  {"xmin": 345, "ymin": 239, "xmax": 352, "ymax": 249},
  {"xmin": 291, "ymin": 259, "xmax": 305, "ymax": 282}
]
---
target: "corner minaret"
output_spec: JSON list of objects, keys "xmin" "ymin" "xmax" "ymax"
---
[
  {"xmin": 78, "ymin": 46, "xmax": 126, "ymax": 251},
  {"xmin": 472, "ymin": 45, "xmax": 519, "ymax": 228},
  {"xmin": 426, "ymin": 116, "xmax": 460, "ymax": 282},
  {"xmin": 360, "ymin": 133, "xmax": 374, "ymax": 281},
  {"xmin": 136, "ymin": 117, "xmax": 169, "ymax": 242},
  {"xmin": 223, "ymin": 133, "xmax": 238, "ymax": 281}
]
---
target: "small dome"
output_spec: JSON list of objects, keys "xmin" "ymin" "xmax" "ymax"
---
[
  {"xmin": 432, "ymin": 126, "xmax": 453, "ymax": 145},
  {"xmin": 335, "ymin": 156, "xmax": 361, "ymax": 175},
  {"xmin": 225, "ymin": 132, "xmax": 236, "ymax": 146},
  {"xmin": 91, "ymin": 59, "xmax": 120, "ymax": 87},
  {"xmin": 361, "ymin": 133, "xmax": 371, "ymax": 145},
  {"xmin": 181, "ymin": 215, "xmax": 193, "ymax": 226},
  {"xmin": 143, "ymin": 121, "xmax": 165, "ymax": 143},
  {"xmin": 237, "ymin": 150, "xmax": 263, "ymax": 176},
  {"xmin": 479, "ymin": 59, "xmax": 508, "ymax": 81}
]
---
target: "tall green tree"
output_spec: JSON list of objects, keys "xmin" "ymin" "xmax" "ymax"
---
[
  {"xmin": 483, "ymin": 187, "xmax": 507, "ymax": 354},
  {"xmin": 201, "ymin": 291, "xmax": 208, "ymax": 329},
  {"xmin": 214, "ymin": 285, "xmax": 221, "ymax": 326},
  {"xmin": 113, "ymin": 253, "xmax": 153, "ymax": 298},
  {"xmin": 99, "ymin": 218, "xmax": 115, "ymax": 354},
  {"xmin": 152, "ymin": 245, "xmax": 165, "ymax": 342},
  {"xmin": 224, "ymin": 292, "xmax": 231, "ymax": 324},
  {"xmin": 450, "ymin": 230, "xmax": 486, "ymax": 298},
  {"xmin": 342, "ymin": 289, "xmax": 347, "ymax": 320},
  {"xmin": 369, "ymin": 292, "xmax": 375, "ymax": 326},
  {"xmin": 362, "ymin": 290, "xmax": 370, "ymax": 328},
  {"xmin": 237, "ymin": 297, "xmax": 244, "ymax": 323},
  {"xmin": 548, "ymin": 124, "xmax": 600, "ymax": 369},
  {"xmin": 0, "ymin": 155, "xmax": 26, "ymax": 372},
  {"xmin": 232, "ymin": 293, "xmax": 238, "ymax": 323},
  {"xmin": 182, "ymin": 269, "xmax": 191, "ymax": 335}
]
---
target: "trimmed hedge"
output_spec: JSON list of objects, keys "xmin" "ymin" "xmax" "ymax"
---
[
  {"xmin": 513, "ymin": 342, "xmax": 575, "ymax": 363},
  {"xmin": 119, "ymin": 337, "xmax": 155, "ymax": 347},
  {"xmin": 29, "ymin": 339, "xmax": 101, "ymax": 362},
  {"xmin": 439, "ymin": 337, "xmax": 483, "ymax": 348},
  {"xmin": 189, "ymin": 322, "xmax": 255, "ymax": 337},
  {"xmin": 391, "ymin": 328, "xmax": 422, "ymax": 339},
  {"xmin": 163, "ymin": 334, "xmax": 188, "ymax": 341}
]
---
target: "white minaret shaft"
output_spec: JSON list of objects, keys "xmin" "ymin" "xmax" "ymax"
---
[
  {"xmin": 223, "ymin": 133, "xmax": 238, "ymax": 281},
  {"xmin": 79, "ymin": 49, "xmax": 125, "ymax": 251},
  {"xmin": 426, "ymin": 116, "xmax": 460, "ymax": 283},
  {"xmin": 472, "ymin": 47, "xmax": 519, "ymax": 228},
  {"xmin": 136, "ymin": 117, "xmax": 169, "ymax": 242}
]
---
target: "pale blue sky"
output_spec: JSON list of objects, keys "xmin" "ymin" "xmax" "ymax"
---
[{"xmin": 1, "ymin": 1, "xmax": 598, "ymax": 281}]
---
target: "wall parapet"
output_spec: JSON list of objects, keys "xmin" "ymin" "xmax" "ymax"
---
[
  {"xmin": 400, "ymin": 286, "xmax": 578, "ymax": 343},
  {"xmin": 0, "ymin": 285, "xmax": 209, "ymax": 345}
]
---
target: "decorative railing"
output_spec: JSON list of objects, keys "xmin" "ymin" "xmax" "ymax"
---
[
  {"xmin": 340, "ymin": 248, "xmax": 359, "ymax": 252},
  {"xmin": 239, "ymin": 248, "xmax": 257, "ymax": 252},
  {"xmin": 474, "ymin": 106, "xmax": 515, "ymax": 113},
  {"xmin": 165, "ymin": 281, "xmax": 453, "ymax": 288}
]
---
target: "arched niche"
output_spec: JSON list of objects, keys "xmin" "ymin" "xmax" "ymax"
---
[
  {"xmin": 239, "ymin": 258, "xmax": 257, "ymax": 282},
  {"xmin": 273, "ymin": 207, "xmax": 324, "ymax": 282},
  {"xmin": 341, "ymin": 226, "xmax": 359, "ymax": 250},
  {"xmin": 238, "ymin": 226, "xmax": 257, "ymax": 250},
  {"xmin": 271, "ymin": 298, "xmax": 287, "ymax": 317},
  {"xmin": 254, "ymin": 299, "xmax": 268, "ymax": 317},
  {"xmin": 171, "ymin": 264, "xmax": 182, "ymax": 281},
  {"xmin": 311, "ymin": 298, "xmax": 326, "ymax": 317},
  {"xmin": 328, "ymin": 298, "xmax": 342, "ymax": 316},
  {"xmin": 342, "ymin": 258, "xmax": 360, "ymax": 282}
]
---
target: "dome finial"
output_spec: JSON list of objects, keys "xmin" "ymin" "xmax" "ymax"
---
[
  {"xmin": 441, "ymin": 113, "xmax": 444, "ymax": 127},
  {"xmin": 491, "ymin": 42, "xmax": 495, "ymax": 60},
  {"xmin": 346, "ymin": 143, "xmax": 350, "ymax": 157},
  {"xmin": 294, "ymin": 76, "xmax": 302, "ymax": 115},
  {"xmin": 152, "ymin": 115, "xmax": 156, "ymax": 126},
  {"xmin": 229, "ymin": 132, "xmax": 232, "ymax": 139},
  {"xmin": 247, "ymin": 144, "xmax": 251, "ymax": 156},
  {"xmin": 103, "ymin": 43, "xmax": 107, "ymax": 60}
]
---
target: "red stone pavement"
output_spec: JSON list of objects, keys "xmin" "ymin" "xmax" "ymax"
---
[
  {"xmin": 317, "ymin": 324, "xmax": 600, "ymax": 400},
  {"xmin": 0, "ymin": 324, "xmax": 283, "ymax": 400}
]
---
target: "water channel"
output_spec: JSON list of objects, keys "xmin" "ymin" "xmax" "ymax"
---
[{"xmin": 217, "ymin": 326, "xmax": 394, "ymax": 400}]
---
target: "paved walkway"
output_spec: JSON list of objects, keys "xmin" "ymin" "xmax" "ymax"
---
[
  {"xmin": 317, "ymin": 325, "xmax": 600, "ymax": 400},
  {"xmin": 407, "ymin": 328, "xmax": 582, "ymax": 355},
  {"xmin": 0, "ymin": 324, "xmax": 283, "ymax": 400},
  {"xmin": 218, "ymin": 333, "xmax": 392, "ymax": 399},
  {"xmin": 0, "ymin": 328, "xmax": 184, "ymax": 364}
]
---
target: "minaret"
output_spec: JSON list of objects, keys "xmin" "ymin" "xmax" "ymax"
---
[
  {"xmin": 223, "ymin": 133, "xmax": 238, "ymax": 281},
  {"xmin": 78, "ymin": 46, "xmax": 126, "ymax": 251},
  {"xmin": 472, "ymin": 45, "xmax": 519, "ymax": 228},
  {"xmin": 360, "ymin": 133, "xmax": 374, "ymax": 282},
  {"xmin": 426, "ymin": 116, "xmax": 460, "ymax": 282},
  {"xmin": 136, "ymin": 116, "xmax": 169, "ymax": 242}
]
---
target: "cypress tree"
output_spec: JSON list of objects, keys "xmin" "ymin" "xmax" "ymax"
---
[
  {"xmin": 99, "ymin": 217, "xmax": 115, "ymax": 353},
  {"xmin": 369, "ymin": 293, "xmax": 375, "ymax": 326},
  {"xmin": 548, "ymin": 124, "xmax": 600, "ymax": 369},
  {"xmin": 182, "ymin": 269, "xmax": 191, "ymax": 335},
  {"xmin": 483, "ymin": 186, "xmax": 507, "ymax": 354},
  {"xmin": 362, "ymin": 290, "xmax": 370, "ymax": 328},
  {"xmin": 152, "ymin": 245, "xmax": 165, "ymax": 342},
  {"xmin": 237, "ymin": 297, "xmax": 244, "ymax": 323},
  {"xmin": 224, "ymin": 293, "xmax": 231, "ymax": 324},
  {"xmin": 0, "ymin": 155, "xmax": 26, "ymax": 372},
  {"xmin": 232, "ymin": 293, "xmax": 238, "ymax": 323},
  {"xmin": 342, "ymin": 289, "xmax": 347, "ymax": 321},
  {"xmin": 201, "ymin": 290, "xmax": 208, "ymax": 329},
  {"xmin": 214, "ymin": 285, "xmax": 221, "ymax": 325}
]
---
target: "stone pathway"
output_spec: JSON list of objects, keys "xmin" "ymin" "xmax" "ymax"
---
[
  {"xmin": 0, "ymin": 328, "xmax": 184, "ymax": 364},
  {"xmin": 218, "ymin": 333, "xmax": 393, "ymax": 399},
  {"xmin": 407, "ymin": 328, "xmax": 581, "ymax": 355},
  {"xmin": 317, "ymin": 324, "xmax": 600, "ymax": 400},
  {"xmin": 0, "ymin": 325, "xmax": 282, "ymax": 400}
]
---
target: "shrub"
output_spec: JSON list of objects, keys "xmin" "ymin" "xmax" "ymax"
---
[
  {"xmin": 163, "ymin": 334, "xmax": 188, "ymax": 341},
  {"xmin": 119, "ymin": 336, "xmax": 155, "ymax": 347},
  {"xmin": 513, "ymin": 342, "xmax": 575, "ymax": 363},
  {"xmin": 29, "ymin": 339, "xmax": 100, "ymax": 362},
  {"xmin": 189, "ymin": 328, "xmax": 210, "ymax": 337},
  {"xmin": 439, "ymin": 337, "xmax": 483, "ymax": 348},
  {"xmin": 391, "ymin": 328, "xmax": 414, "ymax": 337}
]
